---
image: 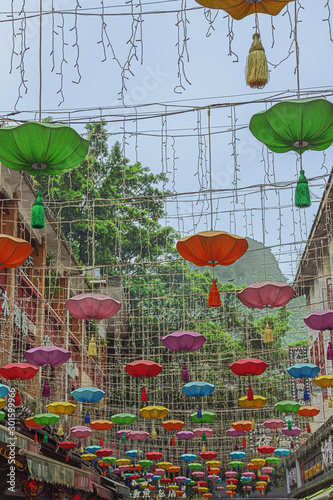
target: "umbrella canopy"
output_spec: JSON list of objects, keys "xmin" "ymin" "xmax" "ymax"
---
[
  {"xmin": 226, "ymin": 428, "xmax": 245, "ymax": 437},
  {"xmin": 0, "ymin": 363, "xmax": 38, "ymax": 380},
  {"xmin": 190, "ymin": 411, "xmax": 216, "ymax": 423},
  {"xmin": 46, "ymin": 402, "xmax": 76, "ymax": 415},
  {"xmin": 65, "ymin": 293, "xmax": 121, "ymax": 321},
  {"xmin": 86, "ymin": 446, "xmax": 102, "ymax": 454},
  {"xmin": 111, "ymin": 413, "xmax": 137, "ymax": 425},
  {"xmin": 176, "ymin": 431, "xmax": 195, "ymax": 440},
  {"xmin": 124, "ymin": 360, "xmax": 163, "ymax": 378},
  {"xmin": 70, "ymin": 426, "xmax": 92, "ymax": 438},
  {"xmin": 129, "ymin": 431, "xmax": 150, "ymax": 441},
  {"xmin": 145, "ymin": 452, "xmax": 163, "ymax": 461},
  {"xmin": 90, "ymin": 420, "xmax": 113, "ymax": 431},
  {"xmin": 140, "ymin": 406, "xmax": 169, "ymax": 419},
  {"xmin": 24, "ymin": 346, "xmax": 71, "ymax": 367},
  {"xmin": 200, "ymin": 451, "xmax": 218, "ymax": 460},
  {"xmin": 232, "ymin": 421, "xmax": 252, "ymax": 432},
  {"xmin": 0, "ymin": 384, "xmax": 10, "ymax": 398},
  {"xmin": 182, "ymin": 382, "xmax": 215, "ymax": 398},
  {"xmin": 230, "ymin": 452, "xmax": 246, "ymax": 460},
  {"xmin": 238, "ymin": 282, "xmax": 294, "ymax": 309},
  {"xmin": 193, "ymin": 428, "xmax": 214, "ymax": 438},
  {"xmin": 275, "ymin": 401, "xmax": 301, "ymax": 413},
  {"xmin": 314, "ymin": 375, "xmax": 333, "ymax": 388},
  {"xmin": 257, "ymin": 446, "xmax": 275, "ymax": 454},
  {"xmin": 180, "ymin": 454, "xmax": 197, "ymax": 461},
  {"xmin": 162, "ymin": 420, "xmax": 185, "ymax": 431},
  {"xmin": 0, "ymin": 234, "xmax": 33, "ymax": 269},
  {"xmin": 287, "ymin": 363, "xmax": 321, "ymax": 379},
  {"xmin": 304, "ymin": 310, "xmax": 333, "ymax": 331},
  {"xmin": 95, "ymin": 448, "xmax": 114, "ymax": 458},
  {"xmin": 71, "ymin": 387, "xmax": 105, "ymax": 403},
  {"xmin": 238, "ymin": 395, "xmax": 267, "ymax": 409},
  {"xmin": 33, "ymin": 413, "xmax": 60, "ymax": 426},
  {"xmin": 263, "ymin": 419, "xmax": 284, "ymax": 430},
  {"xmin": 230, "ymin": 358, "xmax": 268, "ymax": 376},
  {"xmin": 274, "ymin": 449, "xmax": 291, "ymax": 457},
  {"xmin": 281, "ymin": 427, "xmax": 302, "ymax": 436},
  {"xmin": 116, "ymin": 429, "xmax": 133, "ymax": 439},
  {"xmin": 188, "ymin": 463, "xmax": 202, "ymax": 471},
  {"xmin": 161, "ymin": 331, "xmax": 207, "ymax": 352},
  {"xmin": 297, "ymin": 406, "xmax": 320, "ymax": 417}
]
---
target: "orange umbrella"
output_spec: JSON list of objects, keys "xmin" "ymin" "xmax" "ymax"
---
[
  {"xmin": 177, "ymin": 231, "xmax": 248, "ymax": 307},
  {"xmin": 192, "ymin": 0, "xmax": 292, "ymax": 20},
  {"xmin": 162, "ymin": 420, "xmax": 185, "ymax": 446},
  {"xmin": 297, "ymin": 406, "xmax": 320, "ymax": 433},
  {"xmin": 0, "ymin": 235, "xmax": 33, "ymax": 270},
  {"xmin": 90, "ymin": 420, "xmax": 114, "ymax": 446},
  {"xmin": 232, "ymin": 421, "xmax": 252, "ymax": 447}
]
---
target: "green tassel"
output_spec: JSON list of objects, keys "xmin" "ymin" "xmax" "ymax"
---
[
  {"xmin": 202, "ymin": 431, "xmax": 207, "ymax": 442},
  {"xmin": 43, "ymin": 433, "xmax": 48, "ymax": 443},
  {"xmin": 288, "ymin": 420, "xmax": 292, "ymax": 431},
  {"xmin": 31, "ymin": 192, "xmax": 45, "ymax": 229},
  {"xmin": 295, "ymin": 170, "xmax": 311, "ymax": 208}
]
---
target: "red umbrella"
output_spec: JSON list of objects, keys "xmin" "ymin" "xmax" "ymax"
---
[
  {"xmin": 229, "ymin": 358, "xmax": 268, "ymax": 400},
  {"xmin": 0, "ymin": 363, "xmax": 38, "ymax": 380},
  {"xmin": 200, "ymin": 451, "xmax": 218, "ymax": 460},
  {"xmin": 96, "ymin": 449, "xmax": 114, "ymax": 458},
  {"xmin": 65, "ymin": 293, "xmax": 121, "ymax": 320},
  {"xmin": 59, "ymin": 440, "xmax": 76, "ymax": 461},
  {"xmin": 124, "ymin": 360, "xmax": 163, "ymax": 402},
  {"xmin": 237, "ymin": 282, "xmax": 294, "ymax": 309},
  {"xmin": 145, "ymin": 452, "xmax": 163, "ymax": 461},
  {"xmin": 257, "ymin": 446, "xmax": 275, "ymax": 455}
]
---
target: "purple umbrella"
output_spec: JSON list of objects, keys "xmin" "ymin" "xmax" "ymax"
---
[
  {"xmin": 129, "ymin": 431, "xmax": 150, "ymax": 441},
  {"xmin": 161, "ymin": 331, "xmax": 207, "ymax": 352},
  {"xmin": 242, "ymin": 472, "xmax": 255, "ymax": 478},
  {"xmin": 116, "ymin": 429, "xmax": 132, "ymax": 439},
  {"xmin": 304, "ymin": 310, "xmax": 333, "ymax": 331},
  {"xmin": 71, "ymin": 426, "xmax": 93, "ymax": 438},
  {"xmin": 208, "ymin": 475, "xmax": 220, "ymax": 481},
  {"xmin": 145, "ymin": 473, "xmax": 154, "ymax": 480},
  {"xmin": 114, "ymin": 468, "xmax": 121, "ymax": 475},
  {"xmin": 24, "ymin": 346, "xmax": 71, "ymax": 367},
  {"xmin": 226, "ymin": 428, "xmax": 245, "ymax": 437},
  {"xmin": 238, "ymin": 282, "xmax": 294, "ymax": 309},
  {"xmin": 175, "ymin": 477, "xmax": 187, "ymax": 483},
  {"xmin": 65, "ymin": 293, "xmax": 121, "ymax": 321},
  {"xmin": 176, "ymin": 431, "xmax": 195, "ymax": 440},
  {"xmin": 281, "ymin": 426, "xmax": 301, "ymax": 436},
  {"xmin": 192, "ymin": 428, "xmax": 214, "ymax": 438}
]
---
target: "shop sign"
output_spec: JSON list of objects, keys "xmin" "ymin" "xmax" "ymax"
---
[{"xmin": 304, "ymin": 462, "xmax": 322, "ymax": 480}]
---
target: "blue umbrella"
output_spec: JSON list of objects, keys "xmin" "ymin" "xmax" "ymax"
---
[
  {"xmin": 287, "ymin": 364, "xmax": 320, "ymax": 379},
  {"xmin": 182, "ymin": 382, "xmax": 215, "ymax": 397},
  {"xmin": 71, "ymin": 387, "xmax": 105, "ymax": 403},
  {"xmin": 241, "ymin": 477, "xmax": 252, "ymax": 483},
  {"xmin": 0, "ymin": 384, "xmax": 10, "ymax": 398},
  {"xmin": 274, "ymin": 448, "xmax": 291, "ymax": 457},
  {"xmin": 230, "ymin": 452, "xmax": 247, "ymax": 460},
  {"xmin": 215, "ymin": 478, "xmax": 222, "ymax": 484},
  {"xmin": 152, "ymin": 475, "xmax": 161, "ymax": 481},
  {"xmin": 185, "ymin": 478, "xmax": 192, "ymax": 484},
  {"xmin": 85, "ymin": 445, "xmax": 102, "ymax": 454},
  {"xmin": 180, "ymin": 454, "xmax": 197, "ymax": 461},
  {"xmin": 126, "ymin": 450, "xmax": 143, "ymax": 458}
]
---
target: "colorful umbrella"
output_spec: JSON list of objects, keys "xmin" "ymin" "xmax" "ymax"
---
[
  {"xmin": 229, "ymin": 358, "xmax": 268, "ymax": 401},
  {"xmin": 304, "ymin": 310, "xmax": 333, "ymax": 331},
  {"xmin": 24, "ymin": 346, "xmax": 71, "ymax": 367},
  {"xmin": 65, "ymin": 293, "xmax": 121, "ymax": 320},
  {"xmin": 238, "ymin": 395, "xmax": 267, "ymax": 409},
  {"xmin": 71, "ymin": 387, "xmax": 105, "ymax": 403},
  {"xmin": 182, "ymin": 382, "xmax": 215, "ymax": 397},
  {"xmin": 111, "ymin": 413, "xmax": 137, "ymax": 425},
  {"xmin": 70, "ymin": 426, "xmax": 92, "ymax": 439},
  {"xmin": 238, "ymin": 282, "xmax": 294, "ymax": 309},
  {"xmin": 162, "ymin": 420, "xmax": 185, "ymax": 446},
  {"xmin": 46, "ymin": 402, "xmax": 76, "ymax": 415},
  {"xmin": 124, "ymin": 360, "xmax": 163, "ymax": 402},
  {"xmin": 190, "ymin": 411, "xmax": 216, "ymax": 424},
  {"xmin": 0, "ymin": 363, "xmax": 38, "ymax": 380},
  {"xmin": 0, "ymin": 235, "xmax": 33, "ymax": 269}
]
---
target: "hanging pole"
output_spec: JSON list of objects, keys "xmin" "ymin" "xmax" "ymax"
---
[
  {"xmin": 208, "ymin": 107, "xmax": 213, "ymax": 232},
  {"xmin": 39, "ymin": 0, "xmax": 42, "ymax": 122},
  {"xmin": 294, "ymin": 0, "xmax": 300, "ymax": 99}
]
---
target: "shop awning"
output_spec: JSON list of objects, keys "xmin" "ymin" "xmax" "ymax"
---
[
  {"xmin": 93, "ymin": 483, "xmax": 113, "ymax": 500},
  {"xmin": 302, "ymin": 486, "xmax": 333, "ymax": 500}
]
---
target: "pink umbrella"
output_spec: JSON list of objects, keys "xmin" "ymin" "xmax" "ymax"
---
[
  {"xmin": 238, "ymin": 282, "xmax": 294, "ymax": 309},
  {"xmin": 129, "ymin": 431, "xmax": 150, "ymax": 441},
  {"xmin": 225, "ymin": 472, "xmax": 237, "ymax": 478},
  {"xmin": 144, "ymin": 473, "xmax": 154, "ymax": 479},
  {"xmin": 208, "ymin": 475, "xmax": 220, "ymax": 481},
  {"xmin": 192, "ymin": 486, "xmax": 199, "ymax": 491},
  {"xmin": 175, "ymin": 477, "xmax": 187, "ymax": 483},
  {"xmin": 262, "ymin": 467, "xmax": 274, "ymax": 474},
  {"xmin": 114, "ymin": 468, "xmax": 121, "ymax": 475},
  {"xmin": 242, "ymin": 473, "xmax": 254, "ymax": 478},
  {"xmin": 71, "ymin": 426, "xmax": 93, "ymax": 439},
  {"xmin": 304, "ymin": 310, "xmax": 333, "ymax": 331},
  {"xmin": 216, "ymin": 487, "xmax": 224, "ymax": 491},
  {"xmin": 226, "ymin": 428, "xmax": 245, "ymax": 437},
  {"xmin": 176, "ymin": 431, "xmax": 195, "ymax": 440},
  {"xmin": 193, "ymin": 428, "xmax": 214, "ymax": 438},
  {"xmin": 192, "ymin": 472, "xmax": 205, "ymax": 478},
  {"xmin": 243, "ymin": 486, "xmax": 252, "ymax": 491},
  {"xmin": 281, "ymin": 426, "xmax": 301, "ymax": 436},
  {"xmin": 161, "ymin": 331, "xmax": 207, "ymax": 352},
  {"xmin": 119, "ymin": 465, "xmax": 130, "ymax": 472},
  {"xmin": 116, "ymin": 429, "xmax": 132, "ymax": 439},
  {"xmin": 263, "ymin": 419, "xmax": 284, "ymax": 430},
  {"xmin": 65, "ymin": 293, "xmax": 121, "ymax": 320},
  {"xmin": 154, "ymin": 469, "xmax": 165, "ymax": 476},
  {"xmin": 24, "ymin": 346, "xmax": 71, "ymax": 367}
]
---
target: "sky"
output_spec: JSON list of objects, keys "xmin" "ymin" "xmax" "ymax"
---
[{"xmin": 0, "ymin": 0, "xmax": 332, "ymax": 280}]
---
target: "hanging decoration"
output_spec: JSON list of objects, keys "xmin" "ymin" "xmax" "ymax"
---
[
  {"xmin": 46, "ymin": 402, "xmax": 76, "ymax": 415},
  {"xmin": 230, "ymin": 358, "xmax": 268, "ymax": 401},
  {"xmin": 161, "ymin": 331, "xmax": 207, "ymax": 379},
  {"xmin": 0, "ymin": 235, "xmax": 33, "ymax": 270},
  {"xmin": 71, "ymin": 387, "xmax": 105, "ymax": 403},
  {"xmin": 124, "ymin": 360, "xmax": 163, "ymax": 402},
  {"xmin": 161, "ymin": 420, "xmax": 185, "ymax": 446}
]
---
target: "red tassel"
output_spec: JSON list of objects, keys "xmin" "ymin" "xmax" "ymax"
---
[
  {"xmin": 307, "ymin": 423, "xmax": 311, "ymax": 433},
  {"xmin": 242, "ymin": 437, "xmax": 246, "ymax": 448},
  {"xmin": 247, "ymin": 384, "xmax": 253, "ymax": 401},
  {"xmin": 100, "ymin": 436, "xmax": 103, "ymax": 446},
  {"xmin": 265, "ymin": 460, "xmax": 268, "ymax": 466},
  {"xmin": 141, "ymin": 385, "xmax": 148, "ymax": 402},
  {"xmin": 66, "ymin": 453, "xmax": 69, "ymax": 462},
  {"xmin": 14, "ymin": 390, "xmax": 20, "ymax": 406},
  {"xmin": 208, "ymin": 279, "xmax": 221, "ymax": 307},
  {"xmin": 104, "ymin": 470, "xmax": 106, "ymax": 476},
  {"xmin": 34, "ymin": 432, "xmax": 38, "ymax": 443},
  {"xmin": 172, "ymin": 435, "xmax": 176, "ymax": 446},
  {"xmin": 253, "ymin": 475, "xmax": 256, "ymax": 480}
]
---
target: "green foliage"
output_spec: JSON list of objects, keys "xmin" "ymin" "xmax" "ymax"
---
[{"xmin": 287, "ymin": 339, "xmax": 309, "ymax": 347}]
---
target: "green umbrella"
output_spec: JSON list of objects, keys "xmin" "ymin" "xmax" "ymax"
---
[
  {"xmin": 274, "ymin": 401, "xmax": 301, "ymax": 414},
  {"xmin": 249, "ymin": 99, "xmax": 333, "ymax": 155},
  {"xmin": 229, "ymin": 461, "xmax": 244, "ymax": 468},
  {"xmin": 266, "ymin": 457, "xmax": 280, "ymax": 465},
  {"xmin": 190, "ymin": 411, "xmax": 216, "ymax": 424},
  {"xmin": 188, "ymin": 463, "xmax": 202, "ymax": 471},
  {"xmin": 138, "ymin": 460, "xmax": 153, "ymax": 468},
  {"xmin": 188, "ymin": 481, "xmax": 196, "ymax": 487},
  {"xmin": 33, "ymin": 413, "xmax": 60, "ymax": 426},
  {"xmin": 0, "ymin": 411, "xmax": 5, "ymax": 422},
  {"xmin": 110, "ymin": 413, "xmax": 137, "ymax": 425},
  {"xmin": 102, "ymin": 456, "xmax": 116, "ymax": 464},
  {"xmin": 136, "ymin": 478, "xmax": 146, "ymax": 483},
  {"xmin": 0, "ymin": 122, "xmax": 89, "ymax": 176}
]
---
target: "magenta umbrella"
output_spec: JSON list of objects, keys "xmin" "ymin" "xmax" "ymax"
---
[
  {"xmin": 129, "ymin": 431, "xmax": 150, "ymax": 441},
  {"xmin": 192, "ymin": 428, "xmax": 214, "ymax": 438},
  {"xmin": 116, "ymin": 429, "xmax": 132, "ymax": 439},
  {"xmin": 24, "ymin": 346, "xmax": 71, "ymax": 367},
  {"xmin": 242, "ymin": 472, "xmax": 255, "ymax": 478},
  {"xmin": 281, "ymin": 426, "xmax": 301, "ymax": 436},
  {"xmin": 226, "ymin": 428, "xmax": 245, "ymax": 437},
  {"xmin": 304, "ymin": 310, "xmax": 333, "ymax": 331},
  {"xmin": 176, "ymin": 431, "xmax": 195, "ymax": 440},
  {"xmin": 208, "ymin": 475, "xmax": 220, "ymax": 481},
  {"xmin": 161, "ymin": 331, "xmax": 207, "ymax": 352},
  {"xmin": 71, "ymin": 426, "xmax": 93, "ymax": 439},
  {"xmin": 263, "ymin": 419, "xmax": 284, "ymax": 430},
  {"xmin": 192, "ymin": 471, "xmax": 205, "ymax": 478},
  {"xmin": 65, "ymin": 293, "xmax": 121, "ymax": 321},
  {"xmin": 238, "ymin": 282, "xmax": 294, "ymax": 309},
  {"xmin": 175, "ymin": 477, "xmax": 187, "ymax": 483},
  {"xmin": 225, "ymin": 472, "xmax": 237, "ymax": 478}
]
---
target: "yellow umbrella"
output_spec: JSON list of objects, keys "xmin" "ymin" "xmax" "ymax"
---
[
  {"xmin": 169, "ymin": 485, "xmax": 179, "ymax": 491},
  {"xmin": 226, "ymin": 485, "xmax": 237, "ymax": 491},
  {"xmin": 157, "ymin": 462, "xmax": 172, "ymax": 470},
  {"xmin": 257, "ymin": 481, "xmax": 267, "ymax": 487},
  {"xmin": 206, "ymin": 461, "xmax": 222, "ymax": 468},
  {"xmin": 251, "ymin": 459, "xmax": 265, "ymax": 467},
  {"xmin": 238, "ymin": 396, "xmax": 267, "ymax": 409},
  {"xmin": 140, "ymin": 406, "xmax": 169, "ymax": 439},
  {"xmin": 81, "ymin": 453, "xmax": 96, "ymax": 461},
  {"xmin": 116, "ymin": 459, "xmax": 131, "ymax": 466},
  {"xmin": 46, "ymin": 402, "xmax": 76, "ymax": 415},
  {"xmin": 0, "ymin": 399, "xmax": 7, "ymax": 410},
  {"xmin": 314, "ymin": 375, "xmax": 333, "ymax": 388},
  {"xmin": 198, "ymin": 488, "xmax": 209, "ymax": 493}
]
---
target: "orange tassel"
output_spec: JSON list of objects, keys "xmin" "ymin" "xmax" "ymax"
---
[
  {"xmin": 172, "ymin": 435, "xmax": 176, "ymax": 446},
  {"xmin": 307, "ymin": 423, "xmax": 311, "ymax": 433},
  {"xmin": 208, "ymin": 279, "xmax": 221, "ymax": 307},
  {"xmin": 242, "ymin": 437, "xmax": 246, "ymax": 448},
  {"xmin": 34, "ymin": 432, "xmax": 38, "ymax": 443}
]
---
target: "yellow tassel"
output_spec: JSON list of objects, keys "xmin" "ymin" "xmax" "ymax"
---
[
  {"xmin": 328, "ymin": 396, "xmax": 332, "ymax": 408},
  {"xmin": 137, "ymin": 446, "xmax": 140, "ymax": 456},
  {"xmin": 246, "ymin": 33, "xmax": 269, "ymax": 89},
  {"xmin": 88, "ymin": 334, "xmax": 97, "ymax": 357},
  {"xmin": 263, "ymin": 321, "xmax": 273, "ymax": 344},
  {"xmin": 202, "ymin": 443, "xmax": 206, "ymax": 453},
  {"xmin": 80, "ymin": 445, "xmax": 84, "ymax": 454},
  {"xmin": 57, "ymin": 424, "xmax": 64, "ymax": 437},
  {"xmin": 152, "ymin": 428, "xmax": 157, "ymax": 440},
  {"xmin": 273, "ymin": 433, "xmax": 277, "ymax": 444},
  {"xmin": 251, "ymin": 417, "xmax": 256, "ymax": 430}
]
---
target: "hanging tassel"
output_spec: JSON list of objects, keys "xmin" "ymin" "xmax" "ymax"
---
[
  {"xmin": 197, "ymin": 405, "xmax": 202, "ymax": 419},
  {"xmin": 121, "ymin": 432, "xmax": 126, "ymax": 443},
  {"xmin": 327, "ymin": 343, "xmax": 333, "ymax": 360},
  {"xmin": 265, "ymin": 460, "xmax": 268, "ymax": 467},
  {"xmin": 202, "ymin": 443, "xmax": 206, "ymax": 453},
  {"xmin": 290, "ymin": 441, "xmax": 294, "ymax": 449},
  {"xmin": 100, "ymin": 436, "xmax": 103, "ymax": 446},
  {"xmin": 66, "ymin": 453, "xmax": 69, "ymax": 462},
  {"xmin": 295, "ymin": 170, "xmax": 311, "ymax": 208},
  {"xmin": 141, "ymin": 385, "xmax": 148, "ymax": 402},
  {"xmin": 263, "ymin": 321, "xmax": 273, "ymax": 344},
  {"xmin": 43, "ymin": 433, "xmax": 48, "ymax": 444},
  {"xmin": 137, "ymin": 446, "xmax": 140, "ymax": 456},
  {"xmin": 104, "ymin": 470, "xmax": 106, "ymax": 476},
  {"xmin": 246, "ymin": 33, "xmax": 268, "ymax": 89},
  {"xmin": 328, "ymin": 396, "xmax": 332, "ymax": 408},
  {"xmin": 288, "ymin": 420, "xmax": 292, "ymax": 431},
  {"xmin": 282, "ymin": 461, "xmax": 285, "ymax": 468},
  {"xmin": 242, "ymin": 437, "xmax": 246, "ymax": 448},
  {"xmin": 84, "ymin": 411, "xmax": 90, "ymax": 424},
  {"xmin": 247, "ymin": 384, "xmax": 253, "ymax": 401},
  {"xmin": 273, "ymin": 433, "xmax": 277, "ymax": 445},
  {"xmin": 181, "ymin": 363, "xmax": 189, "ymax": 381},
  {"xmin": 251, "ymin": 418, "xmax": 256, "ymax": 430},
  {"xmin": 80, "ymin": 445, "xmax": 84, "ymax": 454},
  {"xmin": 202, "ymin": 431, "xmax": 207, "ymax": 442},
  {"xmin": 42, "ymin": 379, "xmax": 51, "ymax": 397},
  {"xmin": 124, "ymin": 444, "xmax": 127, "ymax": 452},
  {"xmin": 234, "ymin": 442, "xmax": 238, "ymax": 451},
  {"xmin": 57, "ymin": 424, "xmax": 64, "ymax": 437},
  {"xmin": 31, "ymin": 192, "xmax": 45, "ymax": 229},
  {"xmin": 307, "ymin": 423, "xmax": 311, "ymax": 434},
  {"xmin": 88, "ymin": 335, "xmax": 97, "ymax": 357},
  {"xmin": 185, "ymin": 445, "xmax": 188, "ymax": 454},
  {"xmin": 208, "ymin": 279, "xmax": 221, "ymax": 307},
  {"xmin": 172, "ymin": 435, "xmax": 176, "ymax": 446},
  {"xmin": 34, "ymin": 432, "xmax": 38, "ymax": 443},
  {"xmin": 152, "ymin": 428, "xmax": 157, "ymax": 440},
  {"xmin": 304, "ymin": 387, "xmax": 310, "ymax": 401},
  {"xmin": 14, "ymin": 390, "xmax": 20, "ymax": 406}
]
